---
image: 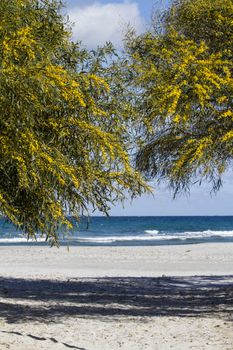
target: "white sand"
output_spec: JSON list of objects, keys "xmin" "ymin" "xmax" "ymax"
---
[{"xmin": 0, "ymin": 243, "xmax": 232, "ymax": 349}]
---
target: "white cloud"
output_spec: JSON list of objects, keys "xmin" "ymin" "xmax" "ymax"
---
[{"xmin": 68, "ymin": 1, "xmax": 145, "ymax": 48}]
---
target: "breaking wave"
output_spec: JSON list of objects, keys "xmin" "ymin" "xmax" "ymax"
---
[
  {"xmin": 74, "ymin": 229, "xmax": 233, "ymax": 243},
  {"xmin": 0, "ymin": 229, "xmax": 233, "ymax": 244}
]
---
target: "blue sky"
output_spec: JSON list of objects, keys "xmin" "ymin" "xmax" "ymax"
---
[
  {"xmin": 66, "ymin": 0, "xmax": 156, "ymax": 21},
  {"xmin": 64, "ymin": 0, "xmax": 233, "ymax": 216}
]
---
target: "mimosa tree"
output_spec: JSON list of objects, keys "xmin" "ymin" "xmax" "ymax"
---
[
  {"xmin": 0, "ymin": 0, "xmax": 148, "ymax": 244},
  {"xmin": 126, "ymin": 0, "xmax": 233, "ymax": 194}
]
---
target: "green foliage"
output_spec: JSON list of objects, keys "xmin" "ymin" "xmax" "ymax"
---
[
  {"xmin": 126, "ymin": 0, "xmax": 233, "ymax": 194},
  {"xmin": 0, "ymin": 0, "xmax": 149, "ymax": 244}
]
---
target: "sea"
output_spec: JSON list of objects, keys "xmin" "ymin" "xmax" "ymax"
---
[{"xmin": 0, "ymin": 216, "xmax": 233, "ymax": 246}]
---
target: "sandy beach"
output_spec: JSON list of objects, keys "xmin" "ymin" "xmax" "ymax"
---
[{"xmin": 0, "ymin": 243, "xmax": 232, "ymax": 349}]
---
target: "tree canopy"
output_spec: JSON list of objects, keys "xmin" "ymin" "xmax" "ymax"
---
[
  {"xmin": 126, "ymin": 0, "xmax": 233, "ymax": 194},
  {"xmin": 0, "ymin": 0, "xmax": 148, "ymax": 244}
]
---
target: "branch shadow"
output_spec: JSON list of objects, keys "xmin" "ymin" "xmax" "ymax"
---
[
  {"xmin": 0, "ymin": 275, "xmax": 232, "ymax": 324},
  {"xmin": 0, "ymin": 330, "xmax": 86, "ymax": 349}
]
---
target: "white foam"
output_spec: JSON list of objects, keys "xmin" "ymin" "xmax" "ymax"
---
[
  {"xmin": 0, "ymin": 237, "xmax": 46, "ymax": 243},
  {"xmin": 144, "ymin": 230, "xmax": 159, "ymax": 236},
  {"xmin": 76, "ymin": 235, "xmax": 164, "ymax": 243},
  {"xmin": 202, "ymin": 230, "xmax": 233, "ymax": 237},
  {"xmin": 170, "ymin": 230, "xmax": 233, "ymax": 239}
]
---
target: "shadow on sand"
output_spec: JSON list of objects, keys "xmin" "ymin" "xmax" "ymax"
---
[{"xmin": 0, "ymin": 275, "xmax": 232, "ymax": 324}]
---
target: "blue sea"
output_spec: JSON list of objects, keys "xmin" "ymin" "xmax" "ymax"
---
[{"xmin": 1, "ymin": 216, "xmax": 233, "ymax": 246}]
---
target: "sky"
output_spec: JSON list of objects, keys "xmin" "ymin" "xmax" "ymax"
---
[
  {"xmin": 63, "ymin": 0, "xmax": 233, "ymax": 216},
  {"xmin": 64, "ymin": 0, "xmax": 167, "ymax": 48}
]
